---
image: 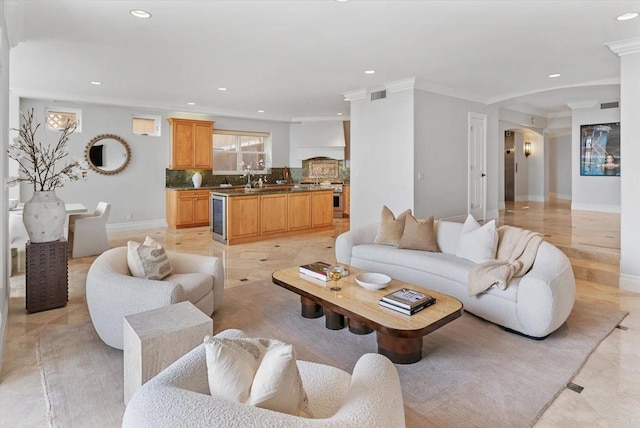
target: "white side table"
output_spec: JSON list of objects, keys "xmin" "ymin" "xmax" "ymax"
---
[{"xmin": 123, "ymin": 301, "xmax": 213, "ymax": 404}]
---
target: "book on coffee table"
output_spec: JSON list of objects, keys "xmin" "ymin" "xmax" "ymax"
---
[
  {"xmin": 381, "ymin": 288, "xmax": 436, "ymax": 310},
  {"xmin": 299, "ymin": 261, "xmax": 331, "ymax": 281},
  {"xmin": 379, "ymin": 298, "xmax": 435, "ymax": 315}
]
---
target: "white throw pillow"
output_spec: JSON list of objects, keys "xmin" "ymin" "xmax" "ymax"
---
[
  {"xmin": 204, "ymin": 336, "xmax": 311, "ymax": 417},
  {"xmin": 204, "ymin": 336, "xmax": 268, "ymax": 403},
  {"xmin": 127, "ymin": 236, "xmax": 173, "ymax": 280},
  {"xmin": 248, "ymin": 342, "xmax": 310, "ymax": 416},
  {"xmin": 456, "ymin": 215, "xmax": 498, "ymax": 264}
]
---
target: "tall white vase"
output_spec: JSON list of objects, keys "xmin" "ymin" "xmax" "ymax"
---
[
  {"xmin": 22, "ymin": 191, "xmax": 66, "ymax": 243},
  {"xmin": 192, "ymin": 172, "xmax": 203, "ymax": 188}
]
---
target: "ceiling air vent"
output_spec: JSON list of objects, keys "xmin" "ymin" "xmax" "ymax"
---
[
  {"xmin": 370, "ymin": 90, "xmax": 386, "ymax": 101},
  {"xmin": 601, "ymin": 101, "xmax": 619, "ymax": 109}
]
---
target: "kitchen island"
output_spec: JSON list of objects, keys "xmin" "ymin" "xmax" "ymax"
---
[{"xmin": 210, "ymin": 186, "xmax": 334, "ymax": 245}]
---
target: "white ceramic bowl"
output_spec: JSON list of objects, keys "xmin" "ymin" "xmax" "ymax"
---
[{"xmin": 355, "ymin": 273, "xmax": 391, "ymax": 290}]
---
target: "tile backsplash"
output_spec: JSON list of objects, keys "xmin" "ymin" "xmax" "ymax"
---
[{"xmin": 166, "ymin": 162, "xmax": 349, "ymax": 188}]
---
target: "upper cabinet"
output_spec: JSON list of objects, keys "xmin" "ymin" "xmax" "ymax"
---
[{"xmin": 167, "ymin": 118, "xmax": 214, "ymax": 169}]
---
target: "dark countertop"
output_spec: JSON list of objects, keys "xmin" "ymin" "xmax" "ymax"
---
[{"xmin": 210, "ymin": 185, "xmax": 334, "ymax": 197}]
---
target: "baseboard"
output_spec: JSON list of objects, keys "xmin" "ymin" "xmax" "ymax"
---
[
  {"xmin": 571, "ymin": 202, "xmax": 621, "ymax": 213},
  {"xmin": 107, "ymin": 219, "xmax": 168, "ymax": 233},
  {"xmin": 620, "ymin": 274, "xmax": 640, "ymax": 294},
  {"xmin": 486, "ymin": 209, "xmax": 499, "ymax": 220},
  {"xmin": 498, "ymin": 201, "xmax": 505, "ymax": 210},
  {"xmin": 0, "ymin": 297, "xmax": 8, "ymax": 370},
  {"xmin": 550, "ymin": 192, "xmax": 571, "ymax": 200}
]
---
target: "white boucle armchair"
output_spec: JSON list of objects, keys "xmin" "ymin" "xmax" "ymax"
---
[
  {"xmin": 86, "ymin": 246, "xmax": 224, "ymax": 350},
  {"xmin": 122, "ymin": 329, "xmax": 406, "ymax": 428}
]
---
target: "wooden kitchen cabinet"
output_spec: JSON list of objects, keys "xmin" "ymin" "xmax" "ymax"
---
[
  {"xmin": 168, "ymin": 118, "xmax": 214, "ymax": 169},
  {"xmin": 343, "ymin": 185, "xmax": 350, "ymax": 216},
  {"xmin": 261, "ymin": 194, "xmax": 288, "ymax": 235},
  {"xmin": 166, "ymin": 189, "xmax": 211, "ymax": 228},
  {"xmin": 228, "ymin": 195, "xmax": 260, "ymax": 240},
  {"xmin": 287, "ymin": 192, "xmax": 312, "ymax": 231},
  {"xmin": 311, "ymin": 191, "xmax": 333, "ymax": 227}
]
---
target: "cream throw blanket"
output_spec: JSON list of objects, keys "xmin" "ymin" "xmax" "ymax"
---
[{"xmin": 467, "ymin": 226, "xmax": 543, "ymax": 296}]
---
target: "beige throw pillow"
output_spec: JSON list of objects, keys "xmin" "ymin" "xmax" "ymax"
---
[
  {"xmin": 204, "ymin": 336, "xmax": 311, "ymax": 417},
  {"xmin": 373, "ymin": 206, "xmax": 411, "ymax": 246},
  {"xmin": 126, "ymin": 236, "xmax": 173, "ymax": 280},
  {"xmin": 398, "ymin": 214, "xmax": 440, "ymax": 252}
]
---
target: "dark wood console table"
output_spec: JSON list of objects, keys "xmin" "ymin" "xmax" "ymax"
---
[{"xmin": 26, "ymin": 238, "xmax": 68, "ymax": 313}]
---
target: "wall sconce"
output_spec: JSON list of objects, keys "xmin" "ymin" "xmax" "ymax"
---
[{"xmin": 524, "ymin": 141, "xmax": 532, "ymax": 157}]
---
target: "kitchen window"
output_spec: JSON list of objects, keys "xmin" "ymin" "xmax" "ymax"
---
[{"xmin": 213, "ymin": 129, "xmax": 270, "ymax": 174}]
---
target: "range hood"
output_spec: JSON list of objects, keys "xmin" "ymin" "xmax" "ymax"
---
[
  {"xmin": 296, "ymin": 147, "xmax": 344, "ymax": 160},
  {"xmin": 290, "ymin": 121, "xmax": 346, "ymax": 163}
]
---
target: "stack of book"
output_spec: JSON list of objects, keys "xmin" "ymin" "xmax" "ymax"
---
[
  {"xmin": 299, "ymin": 261, "xmax": 332, "ymax": 281},
  {"xmin": 379, "ymin": 288, "xmax": 436, "ymax": 315}
]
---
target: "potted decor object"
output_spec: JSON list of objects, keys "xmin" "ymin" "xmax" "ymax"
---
[{"xmin": 7, "ymin": 109, "xmax": 88, "ymax": 243}]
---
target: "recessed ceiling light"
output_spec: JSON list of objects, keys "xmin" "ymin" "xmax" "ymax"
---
[
  {"xmin": 343, "ymin": 98, "xmax": 350, "ymax": 101},
  {"xmin": 257, "ymin": 110, "xmax": 265, "ymax": 113},
  {"xmin": 130, "ymin": 9, "xmax": 151, "ymax": 19},
  {"xmin": 364, "ymin": 70, "xmax": 376, "ymax": 74},
  {"xmin": 548, "ymin": 73, "xmax": 561, "ymax": 78},
  {"xmin": 90, "ymin": 81, "xmax": 102, "ymax": 86},
  {"xmin": 616, "ymin": 12, "xmax": 639, "ymax": 21},
  {"xmin": 337, "ymin": 113, "xmax": 343, "ymax": 116},
  {"xmin": 187, "ymin": 102, "xmax": 196, "ymax": 106},
  {"xmin": 218, "ymin": 87, "xmax": 228, "ymax": 91},
  {"xmin": 335, "ymin": 0, "xmax": 351, "ymax": 2}
]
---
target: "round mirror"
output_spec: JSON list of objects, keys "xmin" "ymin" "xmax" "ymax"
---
[{"xmin": 85, "ymin": 134, "xmax": 131, "ymax": 175}]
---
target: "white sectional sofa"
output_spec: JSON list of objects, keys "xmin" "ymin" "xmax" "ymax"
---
[{"xmin": 336, "ymin": 220, "xmax": 576, "ymax": 338}]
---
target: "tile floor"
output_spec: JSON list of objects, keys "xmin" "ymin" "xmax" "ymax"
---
[{"xmin": 0, "ymin": 201, "xmax": 638, "ymax": 427}]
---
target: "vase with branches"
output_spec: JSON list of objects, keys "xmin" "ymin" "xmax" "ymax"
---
[
  {"xmin": 8, "ymin": 108, "xmax": 87, "ymax": 190},
  {"xmin": 7, "ymin": 108, "xmax": 88, "ymax": 242}
]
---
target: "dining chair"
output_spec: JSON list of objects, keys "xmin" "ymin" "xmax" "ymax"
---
[{"xmin": 68, "ymin": 202, "xmax": 111, "ymax": 258}]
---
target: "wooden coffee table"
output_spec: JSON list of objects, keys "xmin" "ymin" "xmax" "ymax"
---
[{"xmin": 272, "ymin": 266, "xmax": 463, "ymax": 364}]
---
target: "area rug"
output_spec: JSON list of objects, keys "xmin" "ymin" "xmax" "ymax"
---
[{"xmin": 38, "ymin": 280, "xmax": 627, "ymax": 428}]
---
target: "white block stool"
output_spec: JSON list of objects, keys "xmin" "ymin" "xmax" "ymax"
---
[{"xmin": 123, "ymin": 301, "xmax": 213, "ymax": 404}]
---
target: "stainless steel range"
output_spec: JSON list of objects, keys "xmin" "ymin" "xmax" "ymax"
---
[{"xmin": 327, "ymin": 183, "xmax": 343, "ymax": 218}]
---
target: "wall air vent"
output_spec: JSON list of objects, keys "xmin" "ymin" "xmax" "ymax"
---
[
  {"xmin": 601, "ymin": 101, "xmax": 619, "ymax": 109},
  {"xmin": 370, "ymin": 90, "xmax": 386, "ymax": 101}
]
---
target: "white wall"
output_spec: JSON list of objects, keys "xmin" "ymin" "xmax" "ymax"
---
[
  {"xmin": 414, "ymin": 90, "xmax": 488, "ymax": 219},
  {"xmin": 571, "ymin": 105, "xmax": 621, "ymax": 212},
  {"xmin": 17, "ymin": 99, "xmax": 292, "ymax": 228},
  {"xmin": 350, "ymin": 88, "xmax": 414, "ymax": 229},
  {"xmin": 525, "ymin": 129, "xmax": 545, "ymax": 202},
  {"xmin": 618, "ymin": 45, "xmax": 640, "ymax": 293},
  {"xmin": 549, "ymin": 133, "xmax": 572, "ymax": 199},
  {"xmin": 0, "ymin": 0, "xmax": 10, "ymax": 373}
]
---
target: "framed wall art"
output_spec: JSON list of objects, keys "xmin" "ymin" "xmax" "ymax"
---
[{"xmin": 580, "ymin": 122, "xmax": 620, "ymax": 176}]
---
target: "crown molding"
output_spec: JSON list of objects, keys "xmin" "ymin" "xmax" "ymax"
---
[
  {"xmin": 547, "ymin": 111, "xmax": 572, "ymax": 119},
  {"xmin": 290, "ymin": 115, "xmax": 350, "ymax": 122},
  {"xmin": 487, "ymin": 78, "xmax": 620, "ymax": 106},
  {"xmin": 385, "ymin": 77, "xmax": 416, "ymax": 92},
  {"xmin": 342, "ymin": 88, "xmax": 367, "ymax": 101},
  {"xmin": 11, "ymin": 88, "xmax": 295, "ymax": 122},
  {"xmin": 567, "ymin": 100, "xmax": 598, "ymax": 110},
  {"xmin": 413, "ymin": 78, "xmax": 489, "ymax": 104},
  {"xmin": 605, "ymin": 36, "xmax": 640, "ymax": 57}
]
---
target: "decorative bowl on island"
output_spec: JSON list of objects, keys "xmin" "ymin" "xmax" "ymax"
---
[{"xmin": 355, "ymin": 273, "xmax": 391, "ymax": 290}]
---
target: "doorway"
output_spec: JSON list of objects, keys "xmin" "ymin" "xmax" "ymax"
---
[{"xmin": 504, "ymin": 131, "xmax": 515, "ymax": 202}]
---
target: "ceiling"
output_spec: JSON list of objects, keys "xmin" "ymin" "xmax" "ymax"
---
[{"xmin": 7, "ymin": 0, "xmax": 640, "ymax": 122}]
